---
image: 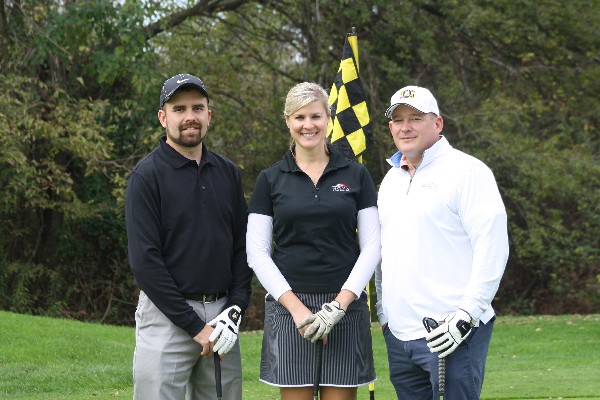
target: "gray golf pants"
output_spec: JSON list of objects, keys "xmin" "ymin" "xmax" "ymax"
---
[{"xmin": 133, "ymin": 291, "xmax": 242, "ymax": 400}]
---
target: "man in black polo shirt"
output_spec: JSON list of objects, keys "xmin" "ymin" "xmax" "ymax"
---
[{"xmin": 125, "ymin": 73, "xmax": 252, "ymax": 400}]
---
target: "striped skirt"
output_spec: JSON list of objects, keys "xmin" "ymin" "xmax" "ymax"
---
[{"xmin": 259, "ymin": 292, "xmax": 376, "ymax": 387}]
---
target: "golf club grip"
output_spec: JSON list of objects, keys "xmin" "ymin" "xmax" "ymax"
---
[
  {"xmin": 214, "ymin": 353, "xmax": 222, "ymax": 399},
  {"xmin": 313, "ymin": 340, "xmax": 323, "ymax": 400}
]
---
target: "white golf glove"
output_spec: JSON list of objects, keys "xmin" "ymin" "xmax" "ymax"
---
[
  {"xmin": 426, "ymin": 309, "xmax": 474, "ymax": 358},
  {"xmin": 208, "ymin": 305, "xmax": 242, "ymax": 355},
  {"xmin": 296, "ymin": 314, "xmax": 316, "ymax": 329},
  {"xmin": 303, "ymin": 301, "xmax": 345, "ymax": 343}
]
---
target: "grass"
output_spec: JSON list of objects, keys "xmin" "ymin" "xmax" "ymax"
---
[
  {"xmin": 0, "ymin": 311, "xmax": 599, "ymax": 399},
  {"xmin": 484, "ymin": 315, "xmax": 600, "ymax": 399}
]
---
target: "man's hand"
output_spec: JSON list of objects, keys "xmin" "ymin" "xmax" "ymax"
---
[
  {"xmin": 425, "ymin": 309, "xmax": 473, "ymax": 357},
  {"xmin": 193, "ymin": 324, "xmax": 215, "ymax": 356},
  {"xmin": 303, "ymin": 301, "xmax": 345, "ymax": 343},
  {"xmin": 208, "ymin": 305, "xmax": 242, "ymax": 356}
]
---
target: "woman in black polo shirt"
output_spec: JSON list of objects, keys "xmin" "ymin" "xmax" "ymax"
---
[{"xmin": 247, "ymin": 82, "xmax": 380, "ymax": 399}]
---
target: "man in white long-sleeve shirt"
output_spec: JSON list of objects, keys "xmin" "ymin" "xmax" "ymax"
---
[{"xmin": 376, "ymin": 85, "xmax": 509, "ymax": 399}]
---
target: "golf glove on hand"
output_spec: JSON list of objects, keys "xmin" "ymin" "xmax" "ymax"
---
[
  {"xmin": 303, "ymin": 301, "xmax": 345, "ymax": 343},
  {"xmin": 296, "ymin": 314, "xmax": 316, "ymax": 329},
  {"xmin": 426, "ymin": 309, "xmax": 473, "ymax": 358},
  {"xmin": 208, "ymin": 305, "xmax": 242, "ymax": 355}
]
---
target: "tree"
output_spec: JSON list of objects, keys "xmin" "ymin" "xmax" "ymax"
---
[
  {"xmin": 365, "ymin": 0, "xmax": 599, "ymax": 313},
  {"xmin": 0, "ymin": 0, "xmax": 597, "ymax": 326}
]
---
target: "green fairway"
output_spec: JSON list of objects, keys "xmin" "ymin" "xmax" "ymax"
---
[{"xmin": 0, "ymin": 311, "xmax": 598, "ymax": 399}]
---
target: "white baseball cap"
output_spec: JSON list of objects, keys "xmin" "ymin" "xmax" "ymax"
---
[{"xmin": 384, "ymin": 86, "xmax": 439, "ymax": 118}]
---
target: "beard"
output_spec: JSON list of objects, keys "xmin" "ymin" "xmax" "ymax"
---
[{"xmin": 166, "ymin": 123, "xmax": 204, "ymax": 148}]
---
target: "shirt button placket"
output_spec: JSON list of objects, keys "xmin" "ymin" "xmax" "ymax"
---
[{"xmin": 199, "ymin": 182, "xmax": 207, "ymax": 203}]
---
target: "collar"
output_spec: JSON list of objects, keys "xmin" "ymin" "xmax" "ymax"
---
[
  {"xmin": 157, "ymin": 136, "xmax": 215, "ymax": 169},
  {"xmin": 386, "ymin": 135, "xmax": 450, "ymax": 168},
  {"xmin": 279, "ymin": 144, "xmax": 351, "ymax": 173},
  {"xmin": 387, "ymin": 151, "xmax": 403, "ymax": 168}
]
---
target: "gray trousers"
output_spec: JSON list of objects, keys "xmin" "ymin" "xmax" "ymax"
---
[{"xmin": 133, "ymin": 291, "xmax": 242, "ymax": 400}]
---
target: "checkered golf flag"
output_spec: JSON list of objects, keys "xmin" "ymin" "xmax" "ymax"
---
[
  {"xmin": 328, "ymin": 31, "xmax": 376, "ymax": 399},
  {"xmin": 327, "ymin": 31, "xmax": 372, "ymax": 162}
]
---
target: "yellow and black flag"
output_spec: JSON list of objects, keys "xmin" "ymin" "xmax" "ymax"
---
[
  {"xmin": 328, "ymin": 28, "xmax": 377, "ymax": 400},
  {"xmin": 326, "ymin": 29, "xmax": 372, "ymax": 163}
]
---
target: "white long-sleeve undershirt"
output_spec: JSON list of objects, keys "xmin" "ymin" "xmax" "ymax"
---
[{"xmin": 246, "ymin": 206, "xmax": 381, "ymax": 300}]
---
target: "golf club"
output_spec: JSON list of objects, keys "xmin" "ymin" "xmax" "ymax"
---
[
  {"xmin": 214, "ymin": 352, "xmax": 222, "ymax": 400},
  {"xmin": 423, "ymin": 317, "xmax": 445, "ymax": 400},
  {"xmin": 313, "ymin": 339, "xmax": 323, "ymax": 400},
  {"xmin": 366, "ymin": 284, "xmax": 375, "ymax": 400}
]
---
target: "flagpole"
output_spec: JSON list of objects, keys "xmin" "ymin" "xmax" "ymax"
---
[
  {"xmin": 327, "ymin": 26, "xmax": 376, "ymax": 399},
  {"xmin": 349, "ymin": 26, "xmax": 376, "ymax": 400},
  {"xmin": 348, "ymin": 27, "xmax": 359, "ymax": 72}
]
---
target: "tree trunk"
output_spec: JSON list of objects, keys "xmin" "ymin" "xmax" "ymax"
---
[{"xmin": 0, "ymin": 0, "xmax": 9, "ymax": 63}]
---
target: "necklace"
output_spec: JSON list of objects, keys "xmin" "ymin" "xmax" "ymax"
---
[{"xmin": 291, "ymin": 145, "xmax": 329, "ymax": 186}]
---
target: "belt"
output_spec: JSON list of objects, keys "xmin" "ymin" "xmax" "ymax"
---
[{"xmin": 183, "ymin": 292, "xmax": 227, "ymax": 303}]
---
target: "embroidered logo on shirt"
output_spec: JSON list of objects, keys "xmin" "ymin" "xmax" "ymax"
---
[
  {"xmin": 421, "ymin": 182, "xmax": 437, "ymax": 189},
  {"xmin": 332, "ymin": 183, "xmax": 352, "ymax": 192}
]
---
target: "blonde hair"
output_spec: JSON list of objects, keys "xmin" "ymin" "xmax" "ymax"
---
[{"xmin": 284, "ymin": 82, "xmax": 331, "ymax": 118}]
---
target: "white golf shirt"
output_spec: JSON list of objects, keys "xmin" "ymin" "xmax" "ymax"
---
[{"xmin": 377, "ymin": 136, "xmax": 509, "ymax": 341}]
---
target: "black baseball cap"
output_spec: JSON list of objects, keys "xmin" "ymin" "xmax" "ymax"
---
[{"xmin": 159, "ymin": 73, "xmax": 209, "ymax": 108}]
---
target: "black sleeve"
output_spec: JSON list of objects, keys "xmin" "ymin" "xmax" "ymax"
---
[
  {"xmin": 357, "ymin": 164, "xmax": 378, "ymax": 210},
  {"xmin": 125, "ymin": 171, "xmax": 205, "ymax": 337},
  {"xmin": 224, "ymin": 165, "xmax": 253, "ymax": 312},
  {"xmin": 248, "ymin": 171, "xmax": 274, "ymax": 216}
]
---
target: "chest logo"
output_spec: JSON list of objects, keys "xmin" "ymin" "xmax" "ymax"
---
[{"xmin": 332, "ymin": 183, "xmax": 352, "ymax": 192}]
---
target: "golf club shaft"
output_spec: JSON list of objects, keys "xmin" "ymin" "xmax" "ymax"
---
[
  {"xmin": 422, "ymin": 317, "xmax": 445, "ymax": 400},
  {"xmin": 214, "ymin": 353, "xmax": 222, "ymax": 400},
  {"xmin": 439, "ymin": 356, "xmax": 445, "ymax": 400}
]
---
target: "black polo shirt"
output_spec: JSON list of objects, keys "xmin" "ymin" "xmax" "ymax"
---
[
  {"xmin": 125, "ymin": 137, "xmax": 252, "ymax": 337},
  {"xmin": 248, "ymin": 148, "xmax": 377, "ymax": 293}
]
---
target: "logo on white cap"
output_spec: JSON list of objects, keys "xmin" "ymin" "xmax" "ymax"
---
[
  {"xmin": 385, "ymin": 86, "xmax": 439, "ymax": 118},
  {"xmin": 397, "ymin": 89, "xmax": 415, "ymax": 99}
]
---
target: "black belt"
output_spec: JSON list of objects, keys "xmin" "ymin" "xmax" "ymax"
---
[{"xmin": 183, "ymin": 292, "xmax": 227, "ymax": 303}]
